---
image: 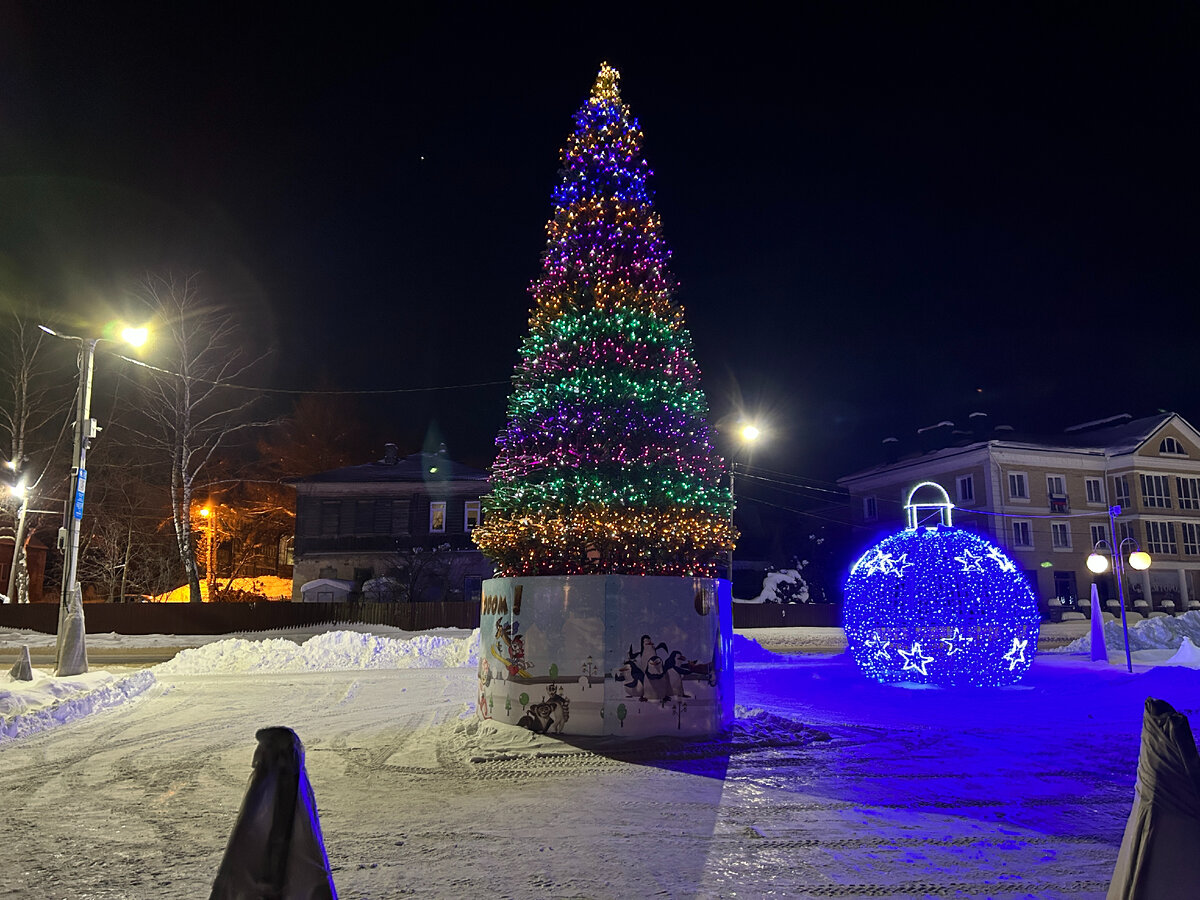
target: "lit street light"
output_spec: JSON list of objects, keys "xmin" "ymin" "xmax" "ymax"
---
[
  {"xmin": 39, "ymin": 324, "xmax": 148, "ymax": 675},
  {"xmin": 728, "ymin": 422, "xmax": 762, "ymax": 587},
  {"xmin": 1086, "ymin": 504, "xmax": 1153, "ymax": 674}
]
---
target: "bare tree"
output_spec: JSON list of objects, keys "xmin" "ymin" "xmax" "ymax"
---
[
  {"xmin": 123, "ymin": 273, "xmax": 271, "ymax": 603},
  {"xmin": 0, "ymin": 311, "xmax": 73, "ymax": 602}
]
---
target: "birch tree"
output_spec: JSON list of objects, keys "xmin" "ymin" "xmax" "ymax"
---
[
  {"xmin": 125, "ymin": 273, "xmax": 270, "ymax": 603},
  {"xmin": 0, "ymin": 311, "xmax": 73, "ymax": 602}
]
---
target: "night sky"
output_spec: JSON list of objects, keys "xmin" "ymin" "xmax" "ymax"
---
[{"xmin": 1, "ymin": 4, "xmax": 1196, "ymax": 482}]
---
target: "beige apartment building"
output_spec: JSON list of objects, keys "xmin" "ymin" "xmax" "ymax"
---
[{"xmin": 838, "ymin": 412, "xmax": 1200, "ymax": 621}]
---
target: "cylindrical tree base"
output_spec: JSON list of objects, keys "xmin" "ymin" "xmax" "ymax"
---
[{"xmin": 478, "ymin": 574, "xmax": 734, "ymax": 738}]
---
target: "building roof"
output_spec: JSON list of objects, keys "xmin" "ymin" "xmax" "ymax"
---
[
  {"xmin": 839, "ymin": 412, "xmax": 1193, "ymax": 484},
  {"xmin": 289, "ymin": 448, "xmax": 489, "ymax": 485}
]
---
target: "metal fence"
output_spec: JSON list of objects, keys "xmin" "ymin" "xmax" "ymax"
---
[
  {"xmin": 0, "ymin": 601, "xmax": 482, "ymax": 635},
  {"xmin": 0, "ymin": 599, "xmax": 838, "ymax": 634}
]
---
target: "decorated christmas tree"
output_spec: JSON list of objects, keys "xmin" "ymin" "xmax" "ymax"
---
[{"xmin": 472, "ymin": 63, "xmax": 735, "ymax": 577}]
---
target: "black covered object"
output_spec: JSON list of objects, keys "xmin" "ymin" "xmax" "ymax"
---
[
  {"xmin": 210, "ymin": 727, "xmax": 337, "ymax": 900},
  {"xmin": 1108, "ymin": 697, "xmax": 1200, "ymax": 899}
]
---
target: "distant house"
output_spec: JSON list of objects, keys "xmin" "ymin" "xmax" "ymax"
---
[
  {"xmin": 289, "ymin": 444, "xmax": 493, "ymax": 604},
  {"xmin": 838, "ymin": 412, "xmax": 1200, "ymax": 621}
]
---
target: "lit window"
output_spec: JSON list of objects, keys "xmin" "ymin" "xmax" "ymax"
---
[
  {"xmin": 464, "ymin": 500, "xmax": 481, "ymax": 531},
  {"xmin": 429, "ymin": 501, "xmax": 446, "ymax": 533}
]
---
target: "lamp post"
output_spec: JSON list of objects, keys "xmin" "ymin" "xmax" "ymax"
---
[
  {"xmin": 39, "ymin": 324, "xmax": 147, "ymax": 675},
  {"xmin": 1086, "ymin": 504, "xmax": 1152, "ymax": 673},
  {"xmin": 198, "ymin": 505, "xmax": 216, "ymax": 601},
  {"xmin": 727, "ymin": 423, "xmax": 761, "ymax": 586}
]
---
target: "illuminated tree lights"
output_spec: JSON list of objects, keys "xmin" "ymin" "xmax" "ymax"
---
[
  {"xmin": 473, "ymin": 63, "xmax": 734, "ymax": 576},
  {"xmin": 843, "ymin": 526, "xmax": 1041, "ymax": 686}
]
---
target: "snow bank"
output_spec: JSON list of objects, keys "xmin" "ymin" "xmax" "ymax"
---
[
  {"xmin": 154, "ymin": 628, "xmax": 481, "ymax": 675},
  {"xmin": 1051, "ymin": 609, "xmax": 1200, "ymax": 663},
  {"xmin": 0, "ymin": 669, "xmax": 155, "ymax": 743}
]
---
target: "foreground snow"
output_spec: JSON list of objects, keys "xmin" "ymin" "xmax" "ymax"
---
[{"xmin": 0, "ymin": 618, "xmax": 1197, "ymax": 897}]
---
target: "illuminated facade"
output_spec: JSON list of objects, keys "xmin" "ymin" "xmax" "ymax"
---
[
  {"xmin": 289, "ymin": 445, "xmax": 492, "ymax": 603},
  {"xmin": 839, "ymin": 413, "xmax": 1200, "ymax": 620}
]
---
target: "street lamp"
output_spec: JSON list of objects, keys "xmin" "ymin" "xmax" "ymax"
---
[
  {"xmin": 198, "ymin": 505, "xmax": 216, "ymax": 601},
  {"xmin": 1086, "ymin": 505, "xmax": 1153, "ymax": 674},
  {"xmin": 39, "ymin": 324, "xmax": 148, "ymax": 675},
  {"xmin": 727, "ymin": 422, "xmax": 762, "ymax": 586}
]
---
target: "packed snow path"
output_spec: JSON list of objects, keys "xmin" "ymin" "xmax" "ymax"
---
[{"xmin": 0, "ymin": 630, "xmax": 1197, "ymax": 898}]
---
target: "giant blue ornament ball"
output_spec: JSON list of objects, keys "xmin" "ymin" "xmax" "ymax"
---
[{"xmin": 843, "ymin": 484, "xmax": 1041, "ymax": 686}]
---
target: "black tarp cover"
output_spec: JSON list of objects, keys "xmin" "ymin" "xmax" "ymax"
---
[
  {"xmin": 1108, "ymin": 697, "xmax": 1200, "ymax": 899},
  {"xmin": 210, "ymin": 727, "xmax": 337, "ymax": 900}
]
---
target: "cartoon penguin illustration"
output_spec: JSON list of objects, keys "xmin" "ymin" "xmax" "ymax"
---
[
  {"xmin": 641, "ymin": 644, "xmax": 672, "ymax": 702},
  {"xmin": 663, "ymin": 650, "xmax": 693, "ymax": 699},
  {"xmin": 625, "ymin": 634, "xmax": 658, "ymax": 697}
]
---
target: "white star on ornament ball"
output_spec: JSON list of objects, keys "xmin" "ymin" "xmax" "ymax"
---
[
  {"xmin": 954, "ymin": 548, "xmax": 988, "ymax": 574},
  {"xmin": 898, "ymin": 642, "xmax": 934, "ymax": 677},
  {"xmin": 864, "ymin": 632, "xmax": 891, "ymax": 660},
  {"xmin": 1002, "ymin": 637, "xmax": 1029, "ymax": 670},
  {"xmin": 941, "ymin": 627, "xmax": 974, "ymax": 656}
]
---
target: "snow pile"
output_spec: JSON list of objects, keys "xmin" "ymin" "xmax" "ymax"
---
[
  {"xmin": 449, "ymin": 701, "xmax": 829, "ymax": 763},
  {"xmin": 1053, "ymin": 609, "xmax": 1200, "ymax": 664},
  {"xmin": 155, "ymin": 628, "xmax": 480, "ymax": 675},
  {"xmin": 731, "ymin": 632, "xmax": 788, "ymax": 662},
  {"xmin": 0, "ymin": 668, "xmax": 155, "ymax": 743},
  {"xmin": 737, "ymin": 567, "xmax": 810, "ymax": 604}
]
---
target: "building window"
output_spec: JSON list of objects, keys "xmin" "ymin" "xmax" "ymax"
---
[
  {"xmin": 1008, "ymin": 472, "xmax": 1028, "ymax": 501},
  {"xmin": 354, "ymin": 499, "xmax": 375, "ymax": 535},
  {"xmin": 956, "ymin": 475, "xmax": 974, "ymax": 505},
  {"xmin": 1177, "ymin": 477, "xmax": 1200, "ymax": 510},
  {"xmin": 1182, "ymin": 522, "xmax": 1200, "ymax": 556},
  {"xmin": 464, "ymin": 500, "xmax": 481, "ymax": 531},
  {"xmin": 429, "ymin": 501, "xmax": 446, "ymax": 533},
  {"xmin": 463, "ymin": 574, "xmax": 483, "ymax": 602},
  {"xmin": 863, "ymin": 496, "xmax": 877, "ymax": 521},
  {"xmin": 1113, "ymin": 475, "xmax": 1131, "ymax": 509},
  {"xmin": 1139, "ymin": 474, "xmax": 1172, "ymax": 508},
  {"xmin": 1159, "ymin": 437, "xmax": 1186, "ymax": 455},
  {"xmin": 319, "ymin": 500, "xmax": 340, "ymax": 537},
  {"xmin": 1046, "ymin": 475, "xmax": 1065, "ymax": 496},
  {"xmin": 1118, "ymin": 520, "xmax": 1137, "ymax": 544},
  {"xmin": 1085, "ymin": 478, "xmax": 1104, "ymax": 505},
  {"xmin": 1090, "ymin": 523, "xmax": 1108, "ymax": 548},
  {"xmin": 277, "ymin": 535, "xmax": 294, "ymax": 567},
  {"xmin": 1144, "ymin": 520, "xmax": 1177, "ymax": 555},
  {"xmin": 1051, "ymin": 521, "xmax": 1071, "ymax": 549},
  {"xmin": 1011, "ymin": 520, "xmax": 1033, "ymax": 547}
]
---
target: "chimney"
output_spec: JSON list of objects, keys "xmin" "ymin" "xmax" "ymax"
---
[
  {"xmin": 882, "ymin": 436, "xmax": 900, "ymax": 464},
  {"xmin": 917, "ymin": 421, "xmax": 955, "ymax": 453},
  {"xmin": 383, "ymin": 443, "xmax": 399, "ymax": 465}
]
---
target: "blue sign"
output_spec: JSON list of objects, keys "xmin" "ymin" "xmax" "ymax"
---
[{"xmin": 72, "ymin": 469, "xmax": 87, "ymax": 520}]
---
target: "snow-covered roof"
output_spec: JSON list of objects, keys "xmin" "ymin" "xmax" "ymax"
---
[{"xmin": 289, "ymin": 450, "xmax": 488, "ymax": 485}]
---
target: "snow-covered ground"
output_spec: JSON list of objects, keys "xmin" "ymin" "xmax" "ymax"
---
[{"xmin": 0, "ymin": 615, "xmax": 1197, "ymax": 898}]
